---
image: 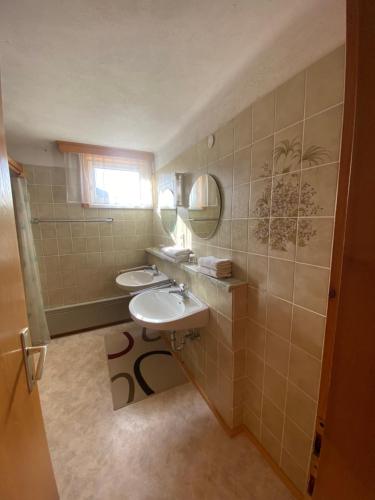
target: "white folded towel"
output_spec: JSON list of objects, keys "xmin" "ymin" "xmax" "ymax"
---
[
  {"xmin": 161, "ymin": 246, "xmax": 191, "ymax": 259},
  {"xmin": 197, "ymin": 266, "xmax": 232, "ymax": 279},
  {"xmin": 198, "ymin": 256, "xmax": 232, "ymax": 271}
]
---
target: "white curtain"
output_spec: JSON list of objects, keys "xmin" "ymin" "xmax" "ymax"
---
[
  {"xmin": 65, "ymin": 152, "xmax": 154, "ymax": 208},
  {"xmin": 11, "ymin": 177, "xmax": 50, "ymax": 345}
]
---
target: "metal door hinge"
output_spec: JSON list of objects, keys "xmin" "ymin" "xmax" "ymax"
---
[{"xmin": 307, "ymin": 417, "xmax": 326, "ymax": 496}]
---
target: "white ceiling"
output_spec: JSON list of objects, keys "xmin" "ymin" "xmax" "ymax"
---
[{"xmin": 0, "ymin": 0, "xmax": 345, "ymax": 167}]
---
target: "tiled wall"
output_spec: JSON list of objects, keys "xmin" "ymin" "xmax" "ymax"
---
[
  {"xmin": 152, "ymin": 46, "xmax": 345, "ymax": 493},
  {"xmin": 24, "ymin": 165, "xmax": 153, "ymax": 307}
]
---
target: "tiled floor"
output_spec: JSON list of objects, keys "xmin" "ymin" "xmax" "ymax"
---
[{"xmin": 39, "ymin": 323, "xmax": 294, "ymax": 500}]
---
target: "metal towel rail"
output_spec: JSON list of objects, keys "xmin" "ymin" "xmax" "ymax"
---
[{"xmin": 31, "ymin": 217, "xmax": 113, "ymax": 223}]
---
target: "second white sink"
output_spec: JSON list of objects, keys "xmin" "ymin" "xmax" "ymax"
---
[
  {"xmin": 116, "ymin": 268, "xmax": 169, "ymax": 292},
  {"xmin": 129, "ymin": 288, "xmax": 209, "ymax": 331}
]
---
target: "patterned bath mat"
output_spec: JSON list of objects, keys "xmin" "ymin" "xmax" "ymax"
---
[{"xmin": 104, "ymin": 322, "xmax": 187, "ymax": 410}]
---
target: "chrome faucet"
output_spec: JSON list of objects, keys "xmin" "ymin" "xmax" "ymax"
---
[
  {"xmin": 150, "ymin": 264, "xmax": 159, "ymax": 276},
  {"xmin": 169, "ymin": 283, "xmax": 188, "ymax": 299}
]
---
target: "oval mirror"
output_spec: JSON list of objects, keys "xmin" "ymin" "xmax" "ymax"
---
[
  {"xmin": 159, "ymin": 188, "xmax": 177, "ymax": 234},
  {"xmin": 188, "ymin": 174, "xmax": 221, "ymax": 239}
]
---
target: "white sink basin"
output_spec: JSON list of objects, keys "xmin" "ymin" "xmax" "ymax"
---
[
  {"xmin": 116, "ymin": 269, "xmax": 169, "ymax": 292},
  {"xmin": 129, "ymin": 288, "xmax": 209, "ymax": 331}
]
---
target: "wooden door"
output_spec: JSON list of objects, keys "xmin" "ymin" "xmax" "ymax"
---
[
  {"xmin": 313, "ymin": 1, "xmax": 375, "ymax": 498},
  {"xmin": 0, "ymin": 82, "xmax": 58, "ymax": 498}
]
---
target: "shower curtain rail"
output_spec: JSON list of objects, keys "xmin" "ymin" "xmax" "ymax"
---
[{"xmin": 31, "ymin": 217, "xmax": 114, "ymax": 223}]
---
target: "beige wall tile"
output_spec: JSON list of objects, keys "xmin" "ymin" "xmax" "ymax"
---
[
  {"xmin": 247, "ymin": 286, "xmax": 267, "ymax": 325},
  {"xmin": 265, "ymin": 330, "xmax": 290, "ymax": 376},
  {"xmin": 100, "ymin": 236, "xmax": 114, "ymax": 252},
  {"xmin": 36, "ymin": 185, "xmax": 53, "ymax": 203},
  {"xmin": 248, "ymin": 218, "xmax": 269, "ymax": 255},
  {"xmin": 85, "ymin": 221, "xmax": 99, "ymax": 237},
  {"xmin": 245, "ymin": 380, "xmax": 263, "ymax": 417},
  {"xmin": 234, "ymin": 106, "xmax": 252, "ymax": 151},
  {"xmin": 251, "ymin": 136, "xmax": 273, "ymax": 180},
  {"xmin": 232, "ymin": 285, "xmax": 248, "ymax": 320},
  {"xmin": 70, "ymin": 222, "xmax": 85, "ymax": 237},
  {"xmin": 234, "ymin": 349, "xmax": 246, "ymax": 379},
  {"xmin": 40, "ymin": 223, "xmax": 57, "ymax": 239},
  {"xmin": 63, "ymin": 287, "xmax": 78, "ymax": 305},
  {"xmin": 253, "ymin": 91, "xmax": 275, "ymax": 141},
  {"xmin": 56, "ymin": 223, "xmax": 70, "ymax": 239},
  {"xmin": 284, "ymin": 418, "xmax": 312, "ymax": 470},
  {"xmin": 286, "ymin": 382, "xmax": 317, "ymax": 437},
  {"xmin": 72, "ymin": 237, "xmax": 86, "ymax": 254},
  {"xmin": 294, "ymin": 263, "xmax": 330, "ymax": 314},
  {"xmin": 217, "ymin": 220, "xmax": 232, "ymax": 248},
  {"xmin": 261, "ymin": 423, "xmax": 282, "ymax": 464},
  {"xmin": 232, "ymin": 250, "xmax": 247, "ymax": 281},
  {"xmin": 297, "ymin": 218, "xmax": 334, "ymax": 267},
  {"xmin": 58, "ymin": 238, "xmax": 73, "ymax": 255},
  {"xmin": 299, "ymin": 163, "xmax": 338, "ymax": 217},
  {"xmin": 303, "ymin": 105, "xmax": 343, "ymax": 168},
  {"xmin": 306, "ymin": 45, "xmax": 345, "ymax": 117},
  {"xmin": 51, "ymin": 167, "xmax": 66, "ymax": 185},
  {"xmin": 268, "ymin": 258, "xmax": 295, "ymax": 301},
  {"xmin": 271, "ymin": 172, "xmax": 300, "ymax": 217},
  {"xmin": 209, "ymin": 155, "xmax": 234, "ymax": 190},
  {"xmin": 243, "ymin": 407, "xmax": 261, "ymax": 439},
  {"xmin": 264, "ymin": 364, "xmax": 287, "ymax": 411},
  {"xmin": 249, "ymin": 178, "xmax": 272, "ymax": 217},
  {"xmin": 216, "ymin": 313, "xmax": 233, "ymax": 348},
  {"xmin": 269, "ymin": 218, "xmax": 297, "ymax": 260},
  {"xmin": 275, "ymin": 71, "xmax": 305, "ymax": 130},
  {"xmin": 204, "ymin": 329, "xmax": 218, "ymax": 362},
  {"xmin": 233, "ymin": 318, "xmax": 246, "ymax": 350},
  {"xmin": 43, "ymin": 255, "xmax": 60, "ymax": 273},
  {"xmin": 46, "ymin": 271, "xmax": 63, "ymax": 291},
  {"xmin": 262, "ymin": 395, "xmax": 284, "ymax": 440},
  {"xmin": 289, "ymin": 345, "xmax": 321, "ymax": 400},
  {"xmin": 233, "ymin": 147, "xmax": 251, "ymax": 185},
  {"xmin": 86, "ymin": 237, "xmax": 101, "ymax": 253},
  {"xmin": 61, "ymin": 269, "xmax": 77, "ymax": 288},
  {"xmin": 42, "ymin": 238, "xmax": 58, "ymax": 256},
  {"xmin": 231, "ymin": 219, "xmax": 248, "ymax": 251},
  {"xmin": 246, "ymin": 350, "xmax": 264, "ymax": 389},
  {"xmin": 232, "ymin": 183, "xmax": 250, "ymax": 218},
  {"xmin": 52, "ymin": 185, "xmax": 66, "ymax": 203},
  {"xmin": 48, "ymin": 288, "xmax": 64, "ymax": 307},
  {"xmin": 281, "ymin": 449, "xmax": 307, "ymax": 492},
  {"xmin": 37, "ymin": 203, "xmax": 52, "ymax": 219},
  {"xmin": 273, "ymin": 122, "xmax": 303, "ymax": 175},
  {"xmin": 266, "ymin": 295, "xmax": 292, "ymax": 340},
  {"xmin": 33, "ymin": 166, "xmax": 52, "ymax": 185},
  {"xmin": 205, "ymin": 355, "xmax": 218, "ymax": 403},
  {"xmin": 246, "ymin": 320, "xmax": 265, "ymax": 358},
  {"xmin": 247, "ymin": 253, "xmax": 268, "ymax": 290},
  {"xmin": 218, "ymin": 342, "xmax": 234, "ymax": 379}
]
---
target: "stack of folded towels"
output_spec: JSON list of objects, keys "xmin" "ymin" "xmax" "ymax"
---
[
  {"xmin": 160, "ymin": 245, "xmax": 192, "ymax": 263},
  {"xmin": 197, "ymin": 256, "xmax": 232, "ymax": 279}
]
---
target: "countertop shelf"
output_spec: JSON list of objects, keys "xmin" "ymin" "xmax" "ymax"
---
[{"xmin": 145, "ymin": 247, "xmax": 247, "ymax": 291}]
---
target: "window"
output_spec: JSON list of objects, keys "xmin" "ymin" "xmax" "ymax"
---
[{"xmin": 64, "ymin": 148, "xmax": 154, "ymax": 209}]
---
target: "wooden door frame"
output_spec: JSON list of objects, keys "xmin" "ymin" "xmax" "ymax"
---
[{"xmin": 310, "ymin": 0, "xmax": 375, "ymax": 494}]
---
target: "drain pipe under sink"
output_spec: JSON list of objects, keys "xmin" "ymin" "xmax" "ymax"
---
[{"xmin": 170, "ymin": 330, "xmax": 200, "ymax": 352}]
